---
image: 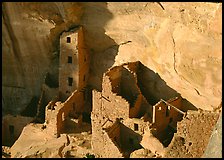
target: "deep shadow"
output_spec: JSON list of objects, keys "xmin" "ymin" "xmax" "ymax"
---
[
  {"xmin": 136, "ymin": 62, "xmax": 198, "ymax": 111},
  {"xmin": 133, "ymin": 61, "xmax": 198, "ymax": 148},
  {"xmin": 120, "ymin": 68, "xmax": 140, "ymax": 107},
  {"xmin": 119, "ymin": 122, "xmax": 143, "ymax": 158},
  {"xmin": 63, "ymin": 118, "xmax": 91, "ymax": 134},
  {"xmin": 80, "ymin": 2, "xmax": 119, "ymax": 91},
  {"xmin": 45, "ymin": 72, "xmax": 59, "ymax": 88},
  {"xmin": 20, "ymin": 96, "xmax": 38, "ymax": 117}
]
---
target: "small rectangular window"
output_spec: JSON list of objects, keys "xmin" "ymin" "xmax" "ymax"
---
[
  {"xmin": 68, "ymin": 56, "xmax": 72, "ymax": 63},
  {"xmin": 134, "ymin": 123, "xmax": 138, "ymax": 131},
  {"xmin": 67, "ymin": 37, "xmax": 71, "ymax": 43},
  {"xmin": 68, "ymin": 77, "xmax": 73, "ymax": 86}
]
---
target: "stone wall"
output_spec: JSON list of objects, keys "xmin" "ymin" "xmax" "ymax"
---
[
  {"xmin": 45, "ymin": 90, "xmax": 84, "ymax": 137},
  {"xmin": 102, "ymin": 76, "xmax": 130, "ymax": 121},
  {"xmin": 59, "ymin": 29, "xmax": 79, "ymax": 101},
  {"xmin": 77, "ymin": 26, "xmax": 90, "ymax": 90},
  {"xmin": 91, "ymin": 90, "xmax": 124, "ymax": 157},
  {"xmin": 122, "ymin": 118, "xmax": 150, "ymax": 136},
  {"xmin": 129, "ymin": 94, "xmax": 143, "ymax": 118},
  {"xmin": 105, "ymin": 66, "xmax": 122, "ymax": 94},
  {"xmin": 165, "ymin": 110, "xmax": 220, "ymax": 158},
  {"xmin": 152, "ymin": 97, "xmax": 183, "ymax": 133},
  {"xmin": 45, "ymin": 101, "xmax": 63, "ymax": 137}
]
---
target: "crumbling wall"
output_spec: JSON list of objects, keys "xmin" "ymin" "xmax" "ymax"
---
[
  {"xmin": 2, "ymin": 115, "xmax": 33, "ymax": 146},
  {"xmin": 45, "ymin": 90, "xmax": 84, "ymax": 137},
  {"xmin": 63, "ymin": 90, "xmax": 84, "ymax": 116},
  {"xmin": 122, "ymin": 118, "xmax": 150, "ymax": 135},
  {"xmin": 165, "ymin": 110, "xmax": 220, "ymax": 158},
  {"xmin": 102, "ymin": 76, "xmax": 130, "ymax": 121},
  {"xmin": 45, "ymin": 101, "xmax": 63, "ymax": 137},
  {"xmin": 91, "ymin": 90, "xmax": 124, "ymax": 158},
  {"xmin": 120, "ymin": 67, "xmax": 140, "ymax": 107},
  {"xmin": 105, "ymin": 66, "xmax": 122, "ymax": 94}
]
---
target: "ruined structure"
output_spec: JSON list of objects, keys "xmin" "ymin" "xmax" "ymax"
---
[
  {"xmin": 91, "ymin": 61, "xmax": 189, "ymax": 157},
  {"xmin": 43, "ymin": 26, "xmax": 91, "ymax": 137}
]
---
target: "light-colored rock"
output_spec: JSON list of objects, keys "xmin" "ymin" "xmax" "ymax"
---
[
  {"xmin": 2, "ymin": 2, "xmax": 222, "ymax": 114},
  {"xmin": 10, "ymin": 123, "xmax": 69, "ymax": 158},
  {"xmin": 140, "ymin": 130, "xmax": 166, "ymax": 157},
  {"xmin": 130, "ymin": 148, "xmax": 155, "ymax": 158},
  {"xmin": 82, "ymin": 2, "xmax": 222, "ymax": 110},
  {"xmin": 203, "ymin": 110, "xmax": 222, "ymax": 158}
]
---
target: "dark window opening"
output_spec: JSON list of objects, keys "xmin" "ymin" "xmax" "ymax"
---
[
  {"xmin": 134, "ymin": 123, "xmax": 139, "ymax": 131},
  {"xmin": 67, "ymin": 37, "xmax": 71, "ymax": 43},
  {"xmin": 68, "ymin": 56, "xmax": 72, "ymax": 63},
  {"xmin": 68, "ymin": 77, "xmax": 73, "ymax": 86},
  {"xmin": 166, "ymin": 106, "xmax": 170, "ymax": 117},
  {"xmin": 84, "ymin": 56, "xmax": 86, "ymax": 62},
  {"xmin": 9, "ymin": 125, "xmax": 14, "ymax": 135}
]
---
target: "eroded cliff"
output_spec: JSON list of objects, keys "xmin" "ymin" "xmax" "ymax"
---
[{"xmin": 2, "ymin": 2, "xmax": 222, "ymax": 114}]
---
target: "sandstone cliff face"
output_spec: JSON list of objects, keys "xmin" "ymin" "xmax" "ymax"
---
[
  {"xmin": 2, "ymin": 2, "xmax": 83, "ymax": 115},
  {"xmin": 84, "ymin": 2, "xmax": 222, "ymax": 111},
  {"xmin": 2, "ymin": 2, "xmax": 222, "ymax": 115}
]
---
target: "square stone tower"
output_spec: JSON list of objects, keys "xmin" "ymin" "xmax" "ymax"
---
[{"xmin": 59, "ymin": 26, "xmax": 89, "ymax": 101}]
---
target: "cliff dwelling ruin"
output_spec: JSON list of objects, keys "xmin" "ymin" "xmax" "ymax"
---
[
  {"xmin": 91, "ymin": 61, "xmax": 199, "ymax": 157},
  {"xmin": 2, "ymin": 2, "xmax": 222, "ymax": 158}
]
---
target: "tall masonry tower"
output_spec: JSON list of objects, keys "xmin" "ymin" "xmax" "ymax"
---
[{"xmin": 59, "ymin": 26, "xmax": 89, "ymax": 101}]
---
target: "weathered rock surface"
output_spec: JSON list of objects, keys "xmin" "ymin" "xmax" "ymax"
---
[
  {"xmin": 203, "ymin": 110, "xmax": 222, "ymax": 158},
  {"xmin": 2, "ymin": 2, "xmax": 222, "ymax": 116},
  {"xmin": 165, "ymin": 110, "xmax": 220, "ymax": 158},
  {"xmin": 10, "ymin": 122, "xmax": 93, "ymax": 158},
  {"xmin": 10, "ymin": 123, "xmax": 69, "ymax": 158},
  {"xmin": 2, "ymin": 2, "xmax": 83, "ymax": 115},
  {"xmin": 130, "ymin": 148, "xmax": 155, "ymax": 158},
  {"xmin": 140, "ymin": 130, "xmax": 165, "ymax": 157}
]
